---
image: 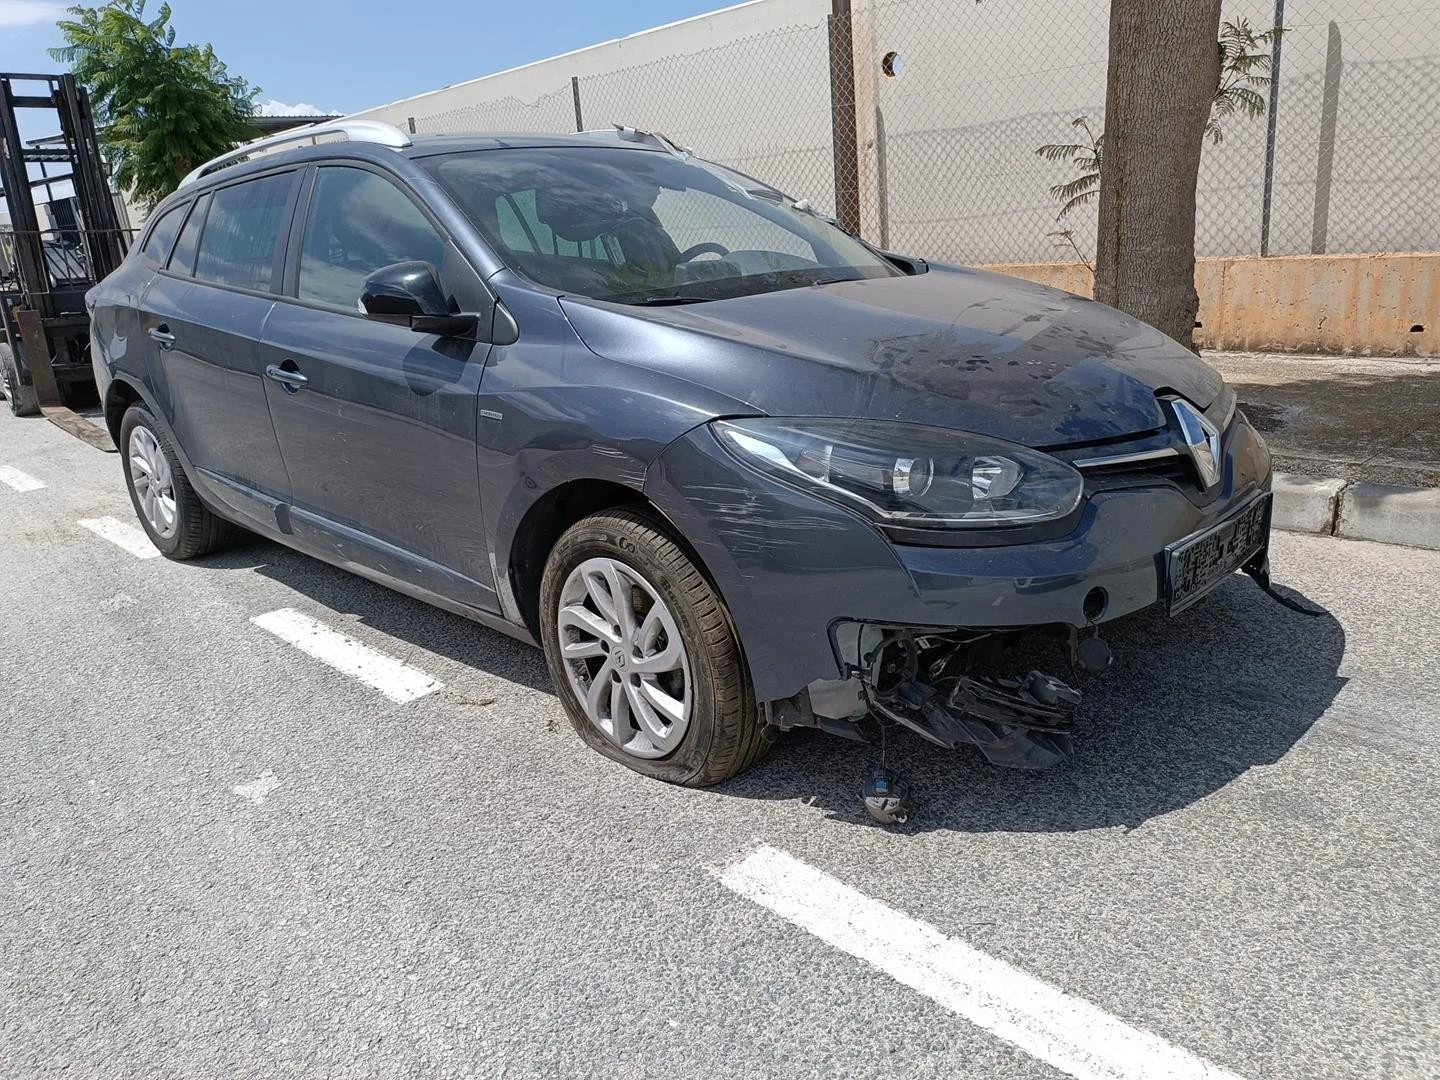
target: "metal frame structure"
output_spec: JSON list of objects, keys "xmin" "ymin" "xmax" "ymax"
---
[{"xmin": 1, "ymin": 71, "xmax": 128, "ymax": 417}]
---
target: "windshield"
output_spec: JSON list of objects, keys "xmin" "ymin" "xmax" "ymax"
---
[{"xmin": 419, "ymin": 146, "xmax": 900, "ymax": 304}]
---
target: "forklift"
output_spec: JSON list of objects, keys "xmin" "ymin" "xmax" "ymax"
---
[{"xmin": 0, "ymin": 71, "xmax": 129, "ymax": 449}]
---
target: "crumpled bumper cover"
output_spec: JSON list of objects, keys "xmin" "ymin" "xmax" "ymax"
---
[{"xmin": 644, "ymin": 418, "xmax": 1272, "ymax": 702}]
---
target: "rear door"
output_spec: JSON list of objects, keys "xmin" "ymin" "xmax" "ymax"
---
[
  {"xmin": 258, "ymin": 163, "xmax": 497, "ymax": 610},
  {"xmin": 90, "ymin": 197, "xmax": 187, "ymax": 390},
  {"xmin": 139, "ymin": 170, "xmax": 300, "ymax": 529}
]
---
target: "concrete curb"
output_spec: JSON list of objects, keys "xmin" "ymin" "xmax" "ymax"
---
[{"xmin": 1272, "ymin": 471, "xmax": 1440, "ymax": 551}]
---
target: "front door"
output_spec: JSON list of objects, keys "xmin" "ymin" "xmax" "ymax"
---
[{"xmin": 259, "ymin": 164, "xmax": 496, "ymax": 611}]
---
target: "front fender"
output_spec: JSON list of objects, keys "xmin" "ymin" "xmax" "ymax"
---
[{"xmin": 643, "ymin": 424, "xmax": 914, "ymax": 701}]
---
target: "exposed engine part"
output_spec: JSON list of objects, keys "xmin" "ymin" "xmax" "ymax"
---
[
  {"xmin": 1244, "ymin": 551, "xmax": 1326, "ymax": 617},
  {"xmin": 859, "ymin": 629, "xmax": 1081, "ymax": 770},
  {"xmin": 862, "ymin": 765, "xmax": 912, "ymax": 825}
]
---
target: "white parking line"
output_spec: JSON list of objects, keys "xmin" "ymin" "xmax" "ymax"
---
[
  {"xmin": 0, "ymin": 466, "xmax": 45, "ymax": 492},
  {"xmin": 77, "ymin": 516, "xmax": 160, "ymax": 559},
  {"xmin": 251, "ymin": 608, "xmax": 443, "ymax": 704},
  {"xmin": 718, "ymin": 846, "xmax": 1245, "ymax": 1080}
]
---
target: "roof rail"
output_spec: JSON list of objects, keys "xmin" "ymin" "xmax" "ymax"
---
[
  {"xmin": 177, "ymin": 119, "xmax": 413, "ymax": 189},
  {"xmin": 577, "ymin": 124, "xmax": 695, "ymax": 157}
]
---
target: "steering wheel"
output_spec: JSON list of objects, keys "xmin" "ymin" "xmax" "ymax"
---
[{"xmin": 678, "ymin": 242, "xmax": 731, "ymax": 262}]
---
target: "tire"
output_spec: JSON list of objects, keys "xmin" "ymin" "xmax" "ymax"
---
[
  {"xmin": 540, "ymin": 507, "xmax": 774, "ymax": 787},
  {"xmin": 119, "ymin": 404, "xmax": 231, "ymax": 560},
  {"xmin": 0, "ymin": 344, "xmax": 41, "ymax": 417}
]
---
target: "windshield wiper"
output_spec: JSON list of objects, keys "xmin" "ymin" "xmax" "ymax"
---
[{"xmin": 628, "ymin": 295, "xmax": 715, "ymax": 306}]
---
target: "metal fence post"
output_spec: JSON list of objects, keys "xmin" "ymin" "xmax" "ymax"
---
[
  {"xmin": 828, "ymin": 0, "xmax": 862, "ymax": 233},
  {"xmin": 571, "ymin": 76, "xmax": 584, "ymax": 132},
  {"xmin": 1259, "ymin": 0, "xmax": 1285, "ymax": 256}
]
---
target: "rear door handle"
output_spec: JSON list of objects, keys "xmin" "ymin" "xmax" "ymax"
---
[
  {"xmin": 148, "ymin": 325, "xmax": 176, "ymax": 349},
  {"xmin": 264, "ymin": 363, "xmax": 308, "ymax": 390}
]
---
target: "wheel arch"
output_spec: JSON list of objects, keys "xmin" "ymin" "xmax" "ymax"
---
[
  {"xmin": 104, "ymin": 375, "xmax": 144, "ymax": 444},
  {"xmin": 507, "ymin": 477, "xmax": 723, "ymax": 644}
]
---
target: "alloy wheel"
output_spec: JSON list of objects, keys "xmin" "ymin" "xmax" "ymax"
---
[
  {"xmin": 128, "ymin": 425, "xmax": 178, "ymax": 540},
  {"xmin": 556, "ymin": 556, "xmax": 692, "ymax": 759}
]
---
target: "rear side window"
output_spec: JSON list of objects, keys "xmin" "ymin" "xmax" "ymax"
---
[
  {"xmin": 297, "ymin": 166, "xmax": 446, "ymax": 310},
  {"xmin": 194, "ymin": 173, "xmax": 296, "ymax": 292},
  {"xmin": 167, "ymin": 193, "xmax": 209, "ymax": 276},
  {"xmin": 140, "ymin": 203, "xmax": 187, "ymax": 263}
]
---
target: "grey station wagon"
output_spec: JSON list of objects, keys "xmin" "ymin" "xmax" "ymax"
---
[{"xmin": 89, "ymin": 121, "xmax": 1274, "ymax": 791}]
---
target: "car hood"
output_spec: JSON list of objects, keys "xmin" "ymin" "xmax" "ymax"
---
[{"xmin": 558, "ymin": 266, "xmax": 1225, "ymax": 448}]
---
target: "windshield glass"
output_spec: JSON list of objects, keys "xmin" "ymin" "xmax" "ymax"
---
[{"xmin": 419, "ymin": 146, "xmax": 900, "ymax": 304}]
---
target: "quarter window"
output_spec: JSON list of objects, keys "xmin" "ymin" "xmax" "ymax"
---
[
  {"xmin": 298, "ymin": 167, "xmax": 447, "ymax": 310},
  {"xmin": 140, "ymin": 202, "xmax": 186, "ymax": 263},
  {"xmin": 193, "ymin": 172, "xmax": 295, "ymax": 292}
]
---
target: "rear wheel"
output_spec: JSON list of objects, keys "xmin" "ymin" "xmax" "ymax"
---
[
  {"xmin": 119, "ymin": 404, "xmax": 231, "ymax": 559},
  {"xmin": 0, "ymin": 344, "xmax": 40, "ymax": 417},
  {"xmin": 539, "ymin": 508, "xmax": 773, "ymax": 787}
]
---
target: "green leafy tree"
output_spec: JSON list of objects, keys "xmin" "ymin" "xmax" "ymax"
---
[{"xmin": 49, "ymin": 0, "xmax": 259, "ymax": 209}]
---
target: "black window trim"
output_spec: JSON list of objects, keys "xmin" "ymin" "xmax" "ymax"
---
[
  {"xmin": 158, "ymin": 164, "xmax": 303, "ymax": 299},
  {"xmin": 137, "ymin": 198, "xmax": 192, "ymax": 267},
  {"xmin": 275, "ymin": 157, "xmax": 498, "ymax": 321}
]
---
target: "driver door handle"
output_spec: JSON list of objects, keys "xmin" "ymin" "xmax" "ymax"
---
[
  {"xmin": 264, "ymin": 363, "xmax": 308, "ymax": 390},
  {"xmin": 148, "ymin": 325, "xmax": 176, "ymax": 349}
]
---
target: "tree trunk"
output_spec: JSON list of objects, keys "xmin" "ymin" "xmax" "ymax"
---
[{"xmin": 1095, "ymin": 0, "xmax": 1223, "ymax": 352}]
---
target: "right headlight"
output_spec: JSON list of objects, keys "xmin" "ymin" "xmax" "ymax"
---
[{"xmin": 712, "ymin": 418, "xmax": 1083, "ymax": 528}]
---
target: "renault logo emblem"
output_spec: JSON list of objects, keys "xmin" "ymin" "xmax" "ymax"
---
[{"xmin": 1170, "ymin": 398, "xmax": 1222, "ymax": 489}]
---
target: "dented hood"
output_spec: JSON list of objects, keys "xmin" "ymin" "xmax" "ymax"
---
[{"xmin": 559, "ymin": 266, "xmax": 1226, "ymax": 448}]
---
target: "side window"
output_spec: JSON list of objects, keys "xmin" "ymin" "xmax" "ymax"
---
[
  {"xmin": 298, "ymin": 167, "xmax": 447, "ymax": 310},
  {"xmin": 167, "ymin": 193, "xmax": 209, "ymax": 276},
  {"xmin": 140, "ymin": 202, "xmax": 187, "ymax": 263},
  {"xmin": 194, "ymin": 172, "xmax": 295, "ymax": 292}
]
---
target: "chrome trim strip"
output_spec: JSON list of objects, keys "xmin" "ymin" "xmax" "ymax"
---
[{"xmin": 1072, "ymin": 446, "xmax": 1181, "ymax": 470}]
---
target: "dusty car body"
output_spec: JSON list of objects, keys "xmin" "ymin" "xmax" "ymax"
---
[{"xmin": 89, "ymin": 123, "xmax": 1272, "ymax": 786}]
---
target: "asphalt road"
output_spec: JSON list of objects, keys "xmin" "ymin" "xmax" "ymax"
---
[{"xmin": 3, "ymin": 408, "xmax": 1438, "ymax": 1079}]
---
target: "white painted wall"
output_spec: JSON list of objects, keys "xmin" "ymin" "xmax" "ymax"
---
[{"xmin": 342, "ymin": 0, "xmax": 1440, "ymax": 264}]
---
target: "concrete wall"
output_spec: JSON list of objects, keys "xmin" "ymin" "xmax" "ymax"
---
[{"xmin": 984, "ymin": 254, "xmax": 1440, "ymax": 357}]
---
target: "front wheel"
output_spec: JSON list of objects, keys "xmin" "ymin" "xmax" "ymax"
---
[{"xmin": 539, "ymin": 508, "xmax": 773, "ymax": 787}]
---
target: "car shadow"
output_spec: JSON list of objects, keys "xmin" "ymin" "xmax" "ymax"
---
[
  {"xmin": 718, "ymin": 575, "xmax": 1347, "ymax": 834},
  {"xmin": 202, "ymin": 534, "xmax": 1344, "ymax": 835},
  {"xmin": 202, "ymin": 533, "xmax": 553, "ymax": 695}
]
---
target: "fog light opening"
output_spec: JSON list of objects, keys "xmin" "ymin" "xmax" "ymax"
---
[{"xmin": 1082, "ymin": 587, "xmax": 1108, "ymax": 623}]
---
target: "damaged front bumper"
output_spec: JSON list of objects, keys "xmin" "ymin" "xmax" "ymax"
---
[
  {"xmin": 770, "ymin": 623, "xmax": 1087, "ymax": 770},
  {"xmin": 647, "ymin": 413, "xmax": 1275, "ymax": 769}
]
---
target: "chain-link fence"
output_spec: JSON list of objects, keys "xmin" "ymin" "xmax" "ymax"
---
[{"xmin": 359, "ymin": 0, "xmax": 1440, "ymax": 266}]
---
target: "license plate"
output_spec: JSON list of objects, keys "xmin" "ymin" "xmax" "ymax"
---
[{"xmin": 1165, "ymin": 493, "xmax": 1272, "ymax": 615}]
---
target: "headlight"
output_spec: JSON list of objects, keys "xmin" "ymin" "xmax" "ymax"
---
[{"xmin": 712, "ymin": 418, "xmax": 1083, "ymax": 528}]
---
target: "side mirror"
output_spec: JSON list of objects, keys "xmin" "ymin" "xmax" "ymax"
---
[{"xmin": 361, "ymin": 261, "xmax": 478, "ymax": 337}]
